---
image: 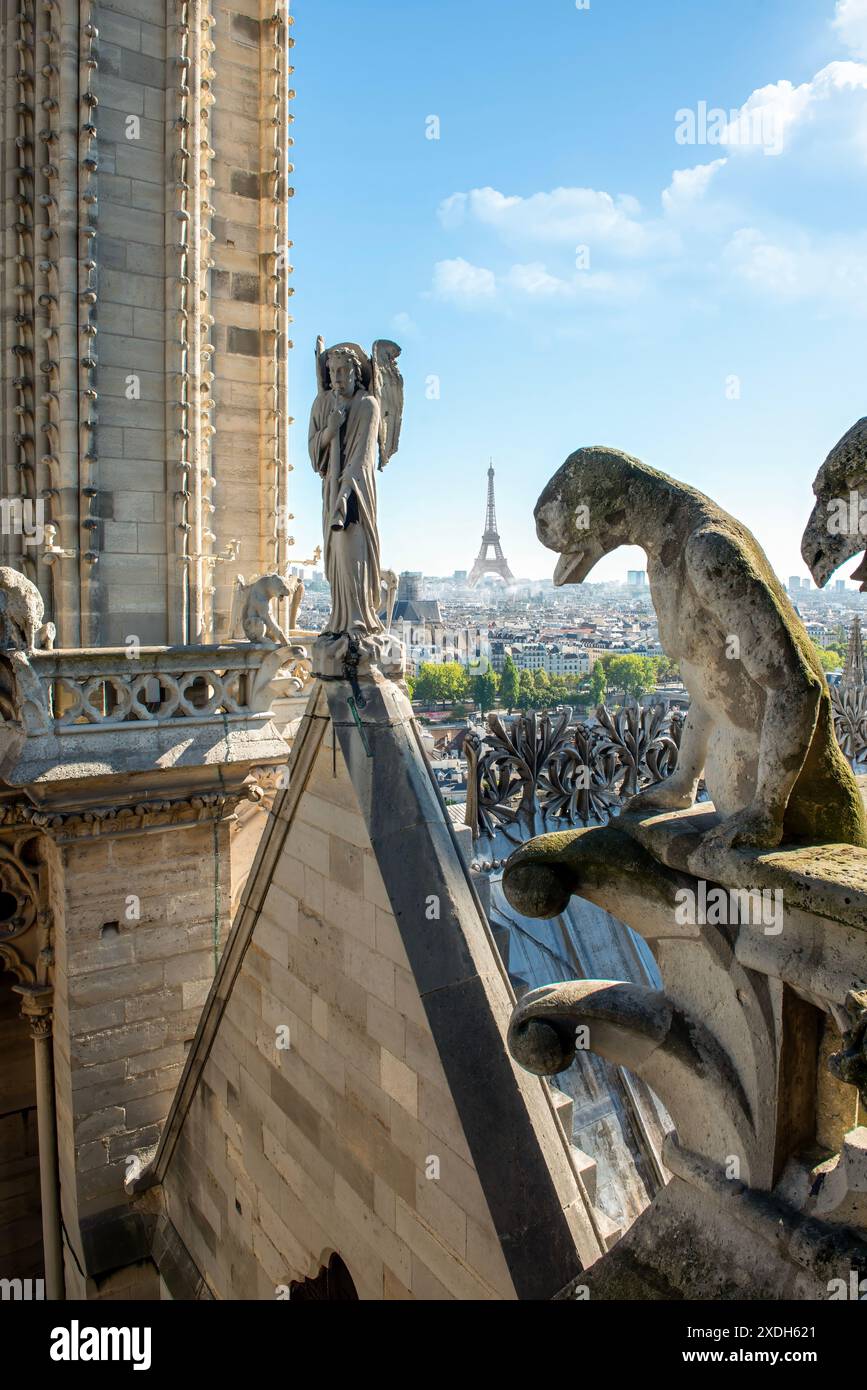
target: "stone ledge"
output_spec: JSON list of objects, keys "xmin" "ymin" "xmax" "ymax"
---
[{"xmin": 619, "ymin": 803, "xmax": 867, "ymax": 932}]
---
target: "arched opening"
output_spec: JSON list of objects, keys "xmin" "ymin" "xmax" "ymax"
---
[{"xmin": 0, "ymin": 970, "xmax": 42, "ymax": 1280}]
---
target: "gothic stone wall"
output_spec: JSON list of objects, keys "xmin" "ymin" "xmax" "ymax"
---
[
  {"xmin": 50, "ymin": 814, "xmax": 233, "ymax": 1290},
  {"xmin": 0, "ymin": 972, "xmax": 41, "ymax": 1280},
  {"xmin": 160, "ymin": 731, "xmax": 518, "ymax": 1300}
]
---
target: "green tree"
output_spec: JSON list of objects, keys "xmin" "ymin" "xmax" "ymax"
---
[
  {"xmin": 588, "ymin": 662, "xmax": 608, "ymax": 707},
  {"xmin": 813, "ymin": 643, "xmax": 843, "ymax": 673},
  {"xmin": 500, "ymin": 654, "xmax": 520, "ymax": 712},
  {"xmin": 517, "ymin": 668, "xmax": 537, "ymax": 710},
  {"xmin": 605, "ymin": 654, "xmax": 659, "ymax": 703},
  {"xmin": 655, "ymin": 654, "xmax": 680, "ymax": 682},
  {"xmin": 412, "ymin": 663, "xmax": 443, "ymax": 705},
  {"xmin": 472, "ymin": 668, "xmax": 499, "ymax": 713},
  {"xmin": 411, "ymin": 662, "xmax": 467, "ymax": 706}
]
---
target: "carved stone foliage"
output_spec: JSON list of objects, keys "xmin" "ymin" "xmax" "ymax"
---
[
  {"xmin": 464, "ymin": 703, "xmax": 685, "ymax": 843},
  {"xmin": 831, "ymin": 683, "xmax": 867, "ymax": 767},
  {"xmin": 0, "ymin": 791, "xmax": 240, "ymax": 840},
  {"xmin": 0, "ymin": 828, "xmax": 50, "ymax": 986}
]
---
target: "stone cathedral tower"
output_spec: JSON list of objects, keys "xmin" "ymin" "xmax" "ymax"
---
[{"xmin": 1, "ymin": 0, "xmax": 297, "ymax": 646}]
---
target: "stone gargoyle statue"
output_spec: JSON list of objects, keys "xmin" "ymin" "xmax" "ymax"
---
[
  {"xmin": 500, "ymin": 447, "xmax": 867, "ymax": 1298},
  {"xmin": 0, "ymin": 566, "xmax": 55, "ymax": 652},
  {"xmin": 231, "ymin": 573, "xmax": 297, "ymax": 645},
  {"xmin": 801, "ymin": 415, "xmax": 867, "ymax": 593},
  {"xmin": 0, "ymin": 567, "xmax": 54, "ymax": 735},
  {"xmin": 534, "ymin": 446, "xmax": 866, "ymax": 857}
]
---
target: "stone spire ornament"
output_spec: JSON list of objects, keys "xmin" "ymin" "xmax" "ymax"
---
[
  {"xmin": 841, "ymin": 614, "xmax": 866, "ymax": 691},
  {"xmin": 309, "ymin": 338, "xmax": 406, "ymax": 681}
]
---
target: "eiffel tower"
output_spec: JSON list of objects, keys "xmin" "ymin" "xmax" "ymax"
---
[{"xmin": 468, "ymin": 462, "xmax": 514, "ymax": 587}]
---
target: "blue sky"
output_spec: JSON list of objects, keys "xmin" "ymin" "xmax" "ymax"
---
[{"xmin": 287, "ymin": 0, "xmax": 867, "ymax": 583}]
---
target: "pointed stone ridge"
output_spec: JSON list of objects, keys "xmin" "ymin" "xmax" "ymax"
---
[
  {"xmin": 842, "ymin": 615, "xmax": 866, "ymax": 690},
  {"xmin": 138, "ymin": 674, "xmax": 601, "ymax": 1300},
  {"xmin": 468, "ymin": 461, "xmax": 515, "ymax": 587}
]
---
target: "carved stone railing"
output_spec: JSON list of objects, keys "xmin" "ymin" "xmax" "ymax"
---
[
  {"xmin": 0, "ymin": 643, "xmax": 307, "ymax": 737},
  {"xmin": 464, "ymin": 703, "xmax": 685, "ymax": 843}
]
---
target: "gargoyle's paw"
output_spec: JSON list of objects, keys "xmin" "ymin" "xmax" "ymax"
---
[
  {"xmin": 502, "ymin": 859, "xmax": 572, "ymax": 919},
  {"xmin": 508, "ymin": 1016, "xmax": 575, "ymax": 1076},
  {"xmin": 701, "ymin": 808, "xmax": 784, "ymax": 854},
  {"xmin": 625, "ymin": 783, "xmax": 694, "ymax": 815}
]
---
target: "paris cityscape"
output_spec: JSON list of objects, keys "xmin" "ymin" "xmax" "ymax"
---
[{"xmin": 1, "ymin": 0, "xmax": 866, "ymax": 1350}]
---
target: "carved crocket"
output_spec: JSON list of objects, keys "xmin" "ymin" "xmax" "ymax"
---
[{"xmin": 534, "ymin": 446, "xmax": 866, "ymax": 853}]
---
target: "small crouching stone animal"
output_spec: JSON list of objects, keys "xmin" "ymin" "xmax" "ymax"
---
[
  {"xmin": 0, "ymin": 566, "xmax": 55, "ymax": 651},
  {"xmin": 236, "ymin": 574, "xmax": 291, "ymax": 645},
  {"xmin": 533, "ymin": 446, "xmax": 867, "ymax": 854}
]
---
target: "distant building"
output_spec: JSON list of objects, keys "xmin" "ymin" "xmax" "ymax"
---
[
  {"xmin": 835, "ymin": 580, "xmax": 846, "ymax": 592},
  {"xmin": 627, "ymin": 571, "xmax": 646, "ymax": 587},
  {"xmin": 498, "ymin": 642, "xmax": 593, "ymax": 677},
  {"xmin": 788, "ymin": 576, "xmax": 802, "ymax": 593}
]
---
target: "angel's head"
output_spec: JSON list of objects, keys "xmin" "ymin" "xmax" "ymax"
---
[{"xmin": 326, "ymin": 347, "xmax": 363, "ymax": 399}]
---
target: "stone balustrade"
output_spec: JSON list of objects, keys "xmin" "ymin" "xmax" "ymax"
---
[{"xmin": 21, "ymin": 642, "xmax": 301, "ymax": 733}]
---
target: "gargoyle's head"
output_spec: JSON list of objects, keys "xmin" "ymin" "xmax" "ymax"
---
[
  {"xmin": 261, "ymin": 575, "xmax": 290, "ymax": 601},
  {"xmin": 535, "ymin": 446, "xmax": 638, "ymax": 585},
  {"xmin": 801, "ymin": 417, "xmax": 867, "ymax": 591}
]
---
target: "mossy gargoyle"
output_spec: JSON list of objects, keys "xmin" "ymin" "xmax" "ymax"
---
[{"xmin": 529, "ymin": 446, "xmax": 866, "ymax": 859}]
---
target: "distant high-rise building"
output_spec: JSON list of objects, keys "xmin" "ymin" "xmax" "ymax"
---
[
  {"xmin": 627, "ymin": 571, "xmax": 646, "ymax": 587},
  {"xmin": 788, "ymin": 577, "xmax": 802, "ymax": 593},
  {"xmin": 835, "ymin": 580, "xmax": 847, "ymax": 592},
  {"xmin": 468, "ymin": 463, "xmax": 514, "ymax": 586}
]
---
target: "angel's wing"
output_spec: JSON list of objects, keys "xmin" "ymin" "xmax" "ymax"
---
[
  {"xmin": 315, "ymin": 335, "xmax": 327, "ymax": 394},
  {"xmin": 229, "ymin": 575, "xmax": 247, "ymax": 640},
  {"xmin": 371, "ymin": 340, "xmax": 403, "ymax": 470}
]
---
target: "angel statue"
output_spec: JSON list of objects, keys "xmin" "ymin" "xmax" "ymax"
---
[{"xmin": 309, "ymin": 338, "xmax": 403, "ymax": 650}]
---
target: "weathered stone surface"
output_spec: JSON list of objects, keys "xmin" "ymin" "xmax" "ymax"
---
[{"xmin": 534, "ymin": 446, "xmax": 866, "ymax": 854}]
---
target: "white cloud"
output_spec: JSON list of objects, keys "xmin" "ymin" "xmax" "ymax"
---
[
  {"xmin": 662, "ymin": 158, "xmax": 727, "ymax": 213},
  {"xmin": 431, "ymin": 12, "xmax": 867, "ymax": 320},
  {"xmin": 717, "ymin": 61, "xmax": 867, "ymax": 158},
  {"xmin": 723, "ymin": 226, "xmax": 867, "ymax": 311},
  {"xmin": 834, "ymin": 0, "xmax": 867, "ymax": 57},
  {"xmin": 504, "ymin": 262, "xmax": 638, "ymax": 301},
  {"xmin": 438, "ymin": 185, "xmax": 677, "ymax": 258},
  {"xmin": 431, "ymin": 258, "xmax": 497, "ymax": 304},
  {"xmin": 390, "ymin": 311, "xmax": 419, "ymax": 338}
]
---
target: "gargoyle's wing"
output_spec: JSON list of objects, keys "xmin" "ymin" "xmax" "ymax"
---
[
  {"xmin": 371, "ymin": 340, "xmax": 403, "ymax": 470},
  {"xmin": 229, "ymin": 575, "xmax": 246, "ymax": 640}
]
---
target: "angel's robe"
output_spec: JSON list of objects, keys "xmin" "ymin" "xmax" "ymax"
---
[{"xmin": 308, "ymin": 386, "xmax": 383, "ymax": 634}]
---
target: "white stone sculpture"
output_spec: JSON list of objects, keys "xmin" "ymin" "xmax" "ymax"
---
[
  {"xmin": 231, "ymin": 574, "xmax": 291, "ymax": 645},
  {"xmin": 308, "ymin": 338, "xmax": 404, "ymax": 679}
]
